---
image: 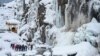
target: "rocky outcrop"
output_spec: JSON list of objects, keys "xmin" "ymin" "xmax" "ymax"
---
[
  {"xmin": 37, "ymin": 2, "xmax": 48, "ymax": 43},
  {"xmin": 64, "ymin": 0, "xmax": 100, "ymax": 31},
  {"xmin": 54, "ymin": 0, "xmax": 92, "ymax": 31},
  {"xmin": 90, "ymin": 1, "xmax": 100, "ymax": 22}
]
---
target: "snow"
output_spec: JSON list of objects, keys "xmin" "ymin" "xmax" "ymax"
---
[
  {"xmin": 29, "ymin": 21, "xmax": 37, "ymax": 29},
  {"xmin": 47, "ymin": 26, "xmax": 75, "ymax": 46},
  {"xmin": 96, "ymin": 54, "xmax": 100, "ymax": 56},
  {"xmin": 25, "ymin": 0, "xmax": 30, "ymax": 4},
  {"xmin": 0, "ymin": 6, "xmax": 15, "ymax": 29},
  {"xmin": 77, "ymin": 18, "xmax": 100, "ymax": 34},
  {"xmin": 0, "ymin": 32, "xmax": 22, "ymax": 56},
  {"xmin": 86, "ymin": 18, "xmax": 100, "ymax": 34},
  {"xmin": 6, "ymin": 19, "xmax": 20, "ymax": 24},
  {"xmin": 43, "ymin": 50, "xmax": 51, "ymax": 56},
  {"xmin": 56, "ymin": 32, "xmax": 75, "ymax": 46},
  {"xmin": 74, "ymin": 17, "xmax": 100, "ymax": 47},
  {"xmin": 35, "ymin": 55, "xmax": 42, "ymax": 56},
  {"xmin": 0, "ymin": 32, "xmax": 35, "ymax": 56},
  {"xmin": 49, "ymin": 24, "xmax": 99, "ymax": 56},
  {"xmin": 0, "ymin": 32, "xmax": 22, "ymax": 45},
  {"xmin": 0, "ymin": 51, "xmax": 8, "ymax": 56},
  {"xmin": 4, "ymin": 0, "xmax": 16, "ymax": 8},
  {"xmin": 0, "ymin": 0, "xmax": 100, "ymax": 56},
  {"xmin": 89, "ymin": 0, "xmax": 100, "ymax": 14},
  {"xmin": 0, "ymin": 8, "xmax": 14, "ymax": 20},
  {"xmin": 92, "ymin": 0, "xmax": 100, "ymax": 12},
  {"xmin": 19, "ymin": 21, "xmax": 37, "ymax": 40},
  {"xmin": 53, "ymin": 42, "xmax": 98, "ymax": 56},
  {"xmin": 40, "ymin": 0, "xmax": 53, "ymax": 5},
  {"xmin": 42, "ymin": 0, "xmax": 56, "ymax": 25},
  {"xmin": 18, "ymin": 24, "xmax": 29, "ymax": 33},
  {"xmin": 43, "ymin": 9, "xmax": 55, "ymax": 25},
  {"xmin": 49, "ymin": 17, "xmax": 100, "ymax": 56},
  {"xmin": 0, "ymin": 18, "xmax": 8, "ymax": 29},
  {"xmin": 0, "ymin": 32, "xmax": 21, "ymax": 42}
]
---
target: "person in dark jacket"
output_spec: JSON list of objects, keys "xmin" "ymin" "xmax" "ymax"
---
[
  {"xmin": 31, "ymin": 45, "xmax": 33, "ymax": 50},
  {"xmin": 22, "ymin": 45, "xmax": 25, "ymax": 51},
  {"xmin": 11, "ymin": 43, "xmax": 14, "ymax": 49},
  {"xmin": 25, "ymin": 45, "xmax": 27, "ymax": 51},
  {"xmin": 15, "ymin": 44, "xmax": 20, "ymax": 51},
  {"xmin": 19, "ymin": 45, "xmax": 21, "ymax": 51}
]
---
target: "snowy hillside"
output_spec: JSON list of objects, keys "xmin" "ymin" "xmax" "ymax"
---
[{"xmin": 0, "ymin": 0, "xmax": 100, "ymax": 56}]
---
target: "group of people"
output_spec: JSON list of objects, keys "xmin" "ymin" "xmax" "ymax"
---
[{"xmin": 11, "ymin": 43, "xmax": 33, "ymax": 51}]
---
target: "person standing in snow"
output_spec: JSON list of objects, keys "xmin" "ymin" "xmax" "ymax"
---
[
  {"xmin": 15, "ymin": 44, "xmax": 18, "ymax": 51},
  {"xmin": 15, "ymin": 44, "xmax": 17, "ymax": 51},
  {"xmin": 25, "ymin": 45, "xmax": 27, "ymax": 51},
  {"xmin": 19, "ymin": 45, "xmax": 21, "ymax": 51},
  {"xmin": 31, "ymin": 44, "xmax": 33, "ymax": 50},
  {"xmin": 11, "ymin": 43, "xmax": 14, "ymax": 49},
  {"xmin": 22, "ymin": 45, "xmax": 25, "ymax": 51},
  {"xmin": 14, "ymin": 44, "xmax": 16, "ymax": 50}
]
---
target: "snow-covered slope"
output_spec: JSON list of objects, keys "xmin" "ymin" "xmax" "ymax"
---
[{"xmin": 0, "ymin": 6, "xmax": 15, "ymax": 29}]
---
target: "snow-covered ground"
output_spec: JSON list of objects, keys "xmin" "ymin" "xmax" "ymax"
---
[
  {"xmin": 0, "ymin": 32, "xmax": 21, "ymax": 55},
  {"xmin": 0, "ymin": 7, "xmax": 15, "ymax": 30},
  {"xmin": 52, "ymin": 42, "xmax": 98, "ymax": 56}
]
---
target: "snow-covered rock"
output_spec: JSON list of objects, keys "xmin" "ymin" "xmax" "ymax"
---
[
  {"xmin": 74, "ymin": 18, "xmax": 100, "ymax": 47},
  {"xmin": 86, "ymin": 18, "xmax": 100, "ymax": 34},
  {"xmin": 53, "ymin": 42, "xmax": 98, "ymax": 56}
]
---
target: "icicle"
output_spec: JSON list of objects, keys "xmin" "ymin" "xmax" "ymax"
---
[
  {"xmin": 53, "ymin": 0, "xmax": 65, "ymax": 28},
  {"xmin": 64, "ymin": 4, "xmax": 71, "ymax": 30},
  {"xmin": 58, "ymin": 6, "xmax": 64, "ymax": 28}
]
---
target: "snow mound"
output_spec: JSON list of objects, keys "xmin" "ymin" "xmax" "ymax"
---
[
  {"xmin": 53, "ymin": 42, "xmax": 98, "ymax": 56},
  {"xmin": 56, "ymin": 32, "xmax": 75, "ymax": 46},
  {"xmin": 74, "ymin": 18, "xmax": 100, "ymax": 46},
  {"xmin": 86, "ymin": 18, "xmax": 100, "ymax": 34},
  {"xmin": 0, "ymin": 32, "xmax": 22, "ymax": 54},
  {"xmin": 77, "ymin": 18, "xmax": 100, "ymax": 34},
  {"xmin": 0, "ymin": 32, "xmax": 21, "ymax": 43}
]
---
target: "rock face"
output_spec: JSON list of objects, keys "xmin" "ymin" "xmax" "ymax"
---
[
  {"xmin": 90, "ymin": 0, "xmax": 100, "ymax": 22},
  {"xmin": 64, "ymin": 0, "xmax": 90, "ymax": 31},
  {"xmin": 38, "ymin": 4, "xmax": 46, "ymax": 26},
  {"xmin": 15, "ymin": 0, "xmax": 100, "ymax": 46},
  {"xmin": 52, "ymin": 0, "xmax": 91, "ymax": 31},
  {"xmin": 58, "ymin": 0, "xmax": 68, "ymax": 20},
  {"xmin": 52, "ymin": 0, "xmax": 100, "ymax": 32},
  {"xmin": 64, "ymin": 0, "xmax": 100, "ymax": 31}
]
